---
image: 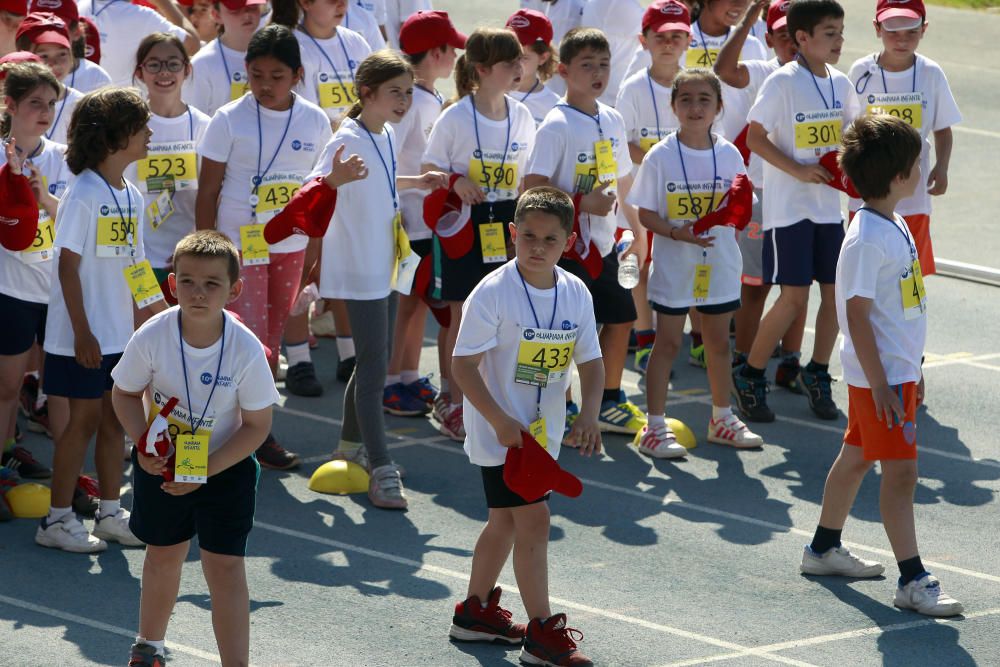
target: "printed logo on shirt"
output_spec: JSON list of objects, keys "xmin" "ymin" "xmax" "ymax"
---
[
  {"xmin": 666, "ymin": 182, "xmax": 677, "ymax": 193},
  {"xmin": 292, "ymin": 140, "xmax": 302, "ymax": 150},
  {"xmin": 289, "ymin": 140, "xmax": 316, "ymax": 152},
  {"xmin": 200, "ymin": 372, "xmax": 213, "ymax": 385},
  {"xmin": 511, "ymin": 142, "xmax": 520, "ymax": 152},
  {"xmin": 562, "ymin": 320, "xmax": 573, "ymax": 330},
  {"xmin": 233, "ymin": 72, "xmax": 243, "ymax": 82},
  {"xmin": 524, "ymin": 328, "xmax": 536, "ymax": 340},
  {"xmin": 577, "ymin": 152, "xmax": 588, "ymax": 163},
  {"xmin": 100, "ymin": 204, "xmax": 110, "ymax": 215}
]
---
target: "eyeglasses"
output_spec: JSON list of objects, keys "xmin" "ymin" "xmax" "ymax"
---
[{"xmin": 141, "ymin": 59, "xmax": 185, "ymax": 74}]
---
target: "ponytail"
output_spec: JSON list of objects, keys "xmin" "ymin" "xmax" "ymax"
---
[{"xmin": 267, "ymin": 0, "xmax": 301, "ymax": 29}]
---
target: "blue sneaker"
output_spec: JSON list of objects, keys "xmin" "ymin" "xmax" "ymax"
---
[
  {"xmin": 634, "ymin": 344, "xmax": 653, "ymax": 374},
  {"xmin": 598, "ymin": 390, "xmax": 646, "ymax": 434},
  {"xmin": 407, "ymin": 375, "xmax": 438, "ymax": 406},
  {"xmin": 383, "ymin": 382, "xmax": 430, "ymax": 417},
  {"xmin": 563, "ymin": 401, "xmax": 580, "ymax": 440},
  {"xmin": 731, "ymin": 364, "xmax": 774, "ymax": 423}
]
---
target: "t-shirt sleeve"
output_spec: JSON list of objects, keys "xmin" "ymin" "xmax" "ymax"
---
[
  {"xmin": 308, "ymin": 135, "xmax": 339, "ymax": 181},
  {"xmin": 747, "ymin": 73, "xmax": 782, "ymax": 133},
  {"xmin": 838, "ymin": 238, "xmax": 885, "ymax": 301},
  {"xmin": 526, "ymin": 120, "xmax": 564, "ymax": 179},
  {"xmin": 111, "ymin": 326, "xmax": 154, "ymax": 392},
  {"xmin": 141, "ymin": 8, "xmax": 189, "ymax": 42},
  {"xmin": 626, "ymin": 149, "xmax": 661, "ymax": 212},
  {"xmin": 197, "ymin": 111, "xmax": 234, "ymax": 163},
  {"xmin": 840, "ymin": 76, "xmax": 861, "ymax": 123},
  {"xmin": 54, "ymin": 197, "xmax": 93, "ymax": 255},
  {"xmin": 930, "ymin": 66, "xmax": 962, "ymax": 131},
  {"xmin": 236, "ymin": 333, "xmax": 281, "ymax": 410},
  {"xmin": 131, "ymin": 183, "xmax": 146, "ymax": 262},
  {"xmin": 454, "ymin": 286, "xmax": 500, "ymax": 356},
  {"xmin": 572, "ymin": 287, "xmax": 601, "ymax": 364},
  {"xmin": 615, "ymin": 84, "xmax": 639, "ymax": 144},
  {"xmin": 422, "ymin": 112, "xmax": 455, "ymax": 171}
]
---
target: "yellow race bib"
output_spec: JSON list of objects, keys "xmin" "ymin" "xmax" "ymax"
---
[
  {"xmin": 666, "ymin": 181, "xmax": 723, "ymax": 222},
  {"xmin": 468, "ymin": 154, "xmax": 518, "ymax": 200},
  {"xmin": 594, "ymin": 139, "xmax": 618, "ymax": 186},
  {"xmin": 478, "ymin": 222, "xmax": 507, "ymax": 264},
  {"xmin": 317, "ymin": 72, "xmax": 356, "ymax": 113},
  {"xmin": 123, "ymin": 259, "xmax": 165, "ymax": 308},
  {"xmin": 639, "ymin": 127, "xmax": 671, "ymax": 153},
  {"xmin": 529, "ymin": 416, "xmax": 548, "ymax": 450},
  {"xmin": 96, "ymin": 213, "xmax": 137, "ymax": 258},
  {"xmin": 793, "ymin": 109, "xmax": 842, "ymax": 158},
  {"xmin": 573, "ymin": 157, "xmax": 599, "ymax": 195},
  {"xmin": 230, "ymin": 71, "xmax": 249, "ymax": 101},
  {"xmin": 391, "ymin": 211, "xmax": 409, "ymax": 287},
  {"xmin": 514, "ymin": 327, "xmax": 577, "ymax": 388},
  {"xmin": 137, "ymin": 141, "xmax": 198, "ymax": 193},
  {"xmin": 254, "ymin": 173, "xmax": 302, "ymax": 223},
  {"xmin": 685, "ymin": 47, "xmax": 720, "ymax": 69},
  {"xmin": 20, "ymin": 212, "xmax": 55, "ymax": 265},
  {"xmin": 693, "ymin": 264, "xmax": 712, "ymax": 302},
  {"xmin": 901, "ymin": 258, "xmax": 927, "ymax": 320},
  {"xmin": 174, "ymin": 433, "xmax": 209, "ymax": 483},
  {"xmin": 866, "ymin": 92, "xmax": 923, "ymax": 130}
]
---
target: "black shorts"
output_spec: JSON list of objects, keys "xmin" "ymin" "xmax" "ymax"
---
[
  {"xmin": 129, "ymin": 447, "xmax": 260, "ymax": 556},
  {"xmin": 0, "ymin": 292, "xmax": 46, "ymax": 355},
  {"xmin": 558, "ymin": 251, "xmax": 637, "ymax": 325},
  {"xmin": 410, "ymin": 238, "xmax": 433, "ymax": 258},
  {"xmin": 762, "ymin": 219, "xmax": 844, "ymax": 286},
  {"xmin": 43, "ymin": 352, "xmax": 122, "ymax": 399},
  {"xmin": 432, "ymin": 200, "xmax": 516, "ymax": 302},
  {"xmin": 481, "ymin": 464, "xmax": 549, "ymax": 508},
  {"xmin": 650, "ymin": 298, "xmax": 741, "ymax": 316}
]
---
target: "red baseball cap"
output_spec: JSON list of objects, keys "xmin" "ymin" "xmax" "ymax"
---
[
  {"xmin": 0, "ymin": 50, "xmax": 42, "ymax": 72},
  {"xmin": 876, "ymin": 0, "xmax": 925, "ymax": 24},
  {"xmin": 503, "ymin": 432, "xmax": 583, "ymax": 502},
  {"xmin": 219, "ymin": 0, "xmax": 266, "ymax": 10},
  {"xmin": 80, "ymin": 16, "xmax": 101, "ymax": 64},
  {"xmin": 28, "ymin": 0, "xmax": 77, "ymax": 25},
  {"xmin": 642, "ymin": 0, "xmax": 692, "ymax": 35},
  {"xmin": 767, "ymin": 0, "xmax": 790, "ymax": 31},
  {"xmin": 15, "ymin": 12, "xmax": 71, "ymax": 49},
  {"xmin": 399, "ymin": 10, "xmax": 467, "ymax": 56},
  {"xmin": 0, "ymin": 0, "xmax": 27, "ymax": 16},
  {"xmin": 0, "ymin": 163, "xmax": 41, "ymax": 252},
  {"xmin": 506, "ymin": 9, "xmax": 553, "ymax": 47}
]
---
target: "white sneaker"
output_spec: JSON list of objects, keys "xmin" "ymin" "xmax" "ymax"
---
[
  {"xmin": 35, "ymin": 514, "xmax": 107, "ymax": 553},
  {"xmin": 368, "ymin": 464, "xmax": 407, "ymax": 510},
  {"xmin": 332, "ymin": 443, "xmax": 407, "ymax": 478},
  {"xmin": 800, "ymin": 545, "xmax": 884, "ymax": 577},
  {"xmin": 707, "ymin": 413, "xmax": 764, "ymax": 448},
  {"xmin": 93, "ymin": 508, "xmax": 144, "ymax": 547},
  {"xmin": 635, "ymin": 424, "xmax": 687, "ymax": 459},
  {"xmin": 894, "ymin": 575, "xmax": 964, "ymax": 617},
  {"xmin": 277, "ymin": 353, "xmax": 288, "ymax": 381}
]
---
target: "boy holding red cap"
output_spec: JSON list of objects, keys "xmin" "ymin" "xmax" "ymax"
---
[
  {"xmin": 0, "ymin": 0, "xmax": 26, "ymax": 57},
  {"xmin": 26, "ymin": 0, "xmax": 110, "ymax": 92},
  {"xmin": 507, "ymin": 9, "xmax": 561, "ymax": 127},
  {"xmin": 14, "ymin": 12, "xmax": 81, "ymax": 144}
]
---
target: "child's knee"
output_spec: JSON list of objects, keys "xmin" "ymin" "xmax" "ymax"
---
[
  {"xmin": 778, "ymin": 287, "xmax": 809, "ymax": 311},
  {"xmin": 882, "ymin": 461, "xmax": 918, "ymax": 490}
]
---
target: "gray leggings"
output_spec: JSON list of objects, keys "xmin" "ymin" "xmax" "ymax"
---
[{"xmin": 341, "ymin": 294, "xmax": 398, "ymax": 470}]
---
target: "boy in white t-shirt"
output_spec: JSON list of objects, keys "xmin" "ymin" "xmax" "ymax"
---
[
  {"xmin": 450, "ymin": 187, "xmax": 602, "ymax": 667},
  {"xmin": 113, "ymin": 231, "xmax": 279, "ymax": 667},
  {"xmin": 801, "ymin": 114, "xmax": 963, "ymax": 618}
]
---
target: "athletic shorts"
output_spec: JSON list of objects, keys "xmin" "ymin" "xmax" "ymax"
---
[
  {"xmin": 844, "ymin": 382, "xmax": 918, "ymax": 461},
  {"xmin": 737, "ymin": 188, "xmax": 765, "ymax": 286},
  {"xmin": 432, "ymin": 200, "xmax": 516, "ymax": 302},
  {"xmin": 650, "ymin": 298, "xmax": 741, "ymax": 316},
  {"xmin": 129, "ymin": 447, "xmax": 260, "ymax": 556},
  {"xmin": 410, "ymin": 238, "xmax": 433, "ymax": 259},
  {"xmin": 152, "ymin": 266, "xmax": 178, "ymax": 306},
  {"xmin": 43, "ymin": 352, "xmax": 122, "ymax": 399},
  {"xmin": 481, "ymin": 463, "xmax": 549, "ymax": 508},
  {"xmin": 558, "ymin": 252, "xmax": 638, "ymax": 325},
  {"xmin": 762, "ymin": 219, "xmax": 844, "ymax": 286},
  {"xmin": 0, "ymin": 292, "xmax": 46, "ymax": 355}
]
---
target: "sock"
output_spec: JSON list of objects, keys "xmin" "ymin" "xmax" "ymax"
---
[
  {"xmin": 34, "ymin": 391, "xmax": 47, "ymax": 411},
  {"xmin": 48, "ymin": 506, "xmax": 73, "ymax": 522},
  {"xmin": 385, "ymin": 374, "xmax": 401, "ymax": 388},
  {"xmin": 741, "ymin": 364, "xmax": 766, "ymax": 379},
  {"xmin": 809, "ymin": 525, "xmax": 842, "ymax": 555},
  {"xmin": 98, "ymin": 499, "xmax": 120, "ymax": 519},
  {"xmin": 690, "ymin": 331, "xmax": 703, "ymax": 348},
  {"xmin": 602, "ymin": 388, "xmax": 621, "ymax": 404},
  {"xmin": 711, "ymin": 405, "xmax": 733, "ymax": 420},
  {"xmin": 335, "ymin": 336, "xmax": 355, "ymax": 360},
  {"xmin": 635, "ymin": 329, "xmax": 656, "ymax": 348},
  {"xmin": 136, "ymin": 637, "xmax": 166, "ymax": 655},
  {"xmin": 3, "ymin": 438, "xmax": 14, "ymax": 454},
  {"xmin": 285, "ymin": 341, "xmax": 311, "ymax": 366},
  {"xmin": 897, "ymin": 556, "xmax": 927, "ymax": 586},
  {"xmin": 400, "ymin": 370, "xmax": 420, "ymax": 385},
  {"xmin": 440, "ymin": 378, "xmax": 450, "ymax": 395},
  {"xmin": 781, "ymin": 350, "xmax": 802, "ymax": 362},
  {"xmin": 806, "ymin": 360, "xmax": 829, "ymax": 373},
  {"xmin": 647, "ymin": 414, "xmax": 665, "ymax": 428},
  {"xmin": 450, "ymin": 401, "xmax": 462, "ymax": 411}
]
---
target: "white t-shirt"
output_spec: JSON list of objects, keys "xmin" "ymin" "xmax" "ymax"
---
[
  {"xmin": 45, "ymin": 86, "xmax": 83, "ymax": 146},
  {"xmin": 78, "ymin": 0, "xmax": 190, "ymax": 87},
  {"xmin": 516, "ymin": 80, "xmax": 562, "ymax": 128},
  {"xmin": 580, "ymin": 0, "xmax": 644, "ymax": 106},
  {"xmin": 628, "ymin": 133, "xmax": 745, "ymax": 308},
  {"xmin": 836, "ymin": 207, "xmax": 926, "ymax": 387},
  {"xmin": 743, "ymin": 58, "xmax": 782, "ymax": 186},
  {"xmin": 185, "ymin": 39, "xmax": 248, "ymax": 117},
  {"xmin": 0, "ymin": 138, "xmax": 70, "ymax": 304},
  {"xmin": 423, "ymin": 95, "xmax": 536, "ymax": 203},
  {"xmin": 295, "ymin": 26, "xmax": 373, "ymax": 123},
  {"xmin": 354, "ymin": 0, "xmax": 387, "ymax": 24},
  {"xmin": 392, "ymin": 84, "xmax": 443, "ymax": 240},
  {"xmin": 747, "ymin": 61, "xmax": 859, "ymax": 229},
  {"xmin": 66, "ymin": 58, "xmax": 112, "ymax": 93},
  {"xmin": 847, "ymin": 53, "xmax": 962, "ymax": 217},
  {"xmin": 455, "ymin": 260, "xmax": 602, "ymax": 467},
  {"xmin": 520, "ymin": 0, "xmax": 587, "ymax": 45},
  {"xmin": 616, "ymin": 69, "xmax": 680, "ymax": 157},
  {"xmin": 343, "ymin": 2, "xmax": 386, "ymax": 51},
  {"xmin": 749, "ymin": 18, "xmax": 772, "ymax": 59},
  {"xmin": 384, "ymin": 0, "xmax": 433, "ymax": 50},
  {"xmin": 111, "ymin": 307, "xmax": 280, "ymax": 455},
  {"xmin": 125, "ymin": 107, "xmax": 211, "ymax": 268},
  {"xmin": 197, "ymin": 93, "xmax": 332, "ymax": 254},
  {"xmin": 45, "ymin": 169, "xmax": 145, "ymax": 356},
  {"xmin": 311, "ymin": 118, "xmax": 400, "ymax": 300},
  {"xmin": 687, "ymin": 21, "xmax": 768, "ymax": 69},
  {"xmin": 526, "ymin": 101, "xmax": 632, "ymax": 256}
]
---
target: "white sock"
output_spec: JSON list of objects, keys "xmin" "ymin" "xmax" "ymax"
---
[
  {"xmin": 336, "ymin": 336, "xmax": 355, "ymax": 360},
  {"xmin": 35, "ymin": 391, "xmax": 47, "ymax": 410},
  {"xmin": 48, "ymin": 506, "xmax": 73, "ymax": 522},
  {"xmin": 400, "ymin": 370, "xmax": 420, "ymax": 385},
  {"xmin": 648, "ymin": 414, "xmax": 666, "ymax": 429},
  {"xmin": 450, "ymin": 401, "xmax": 462, "ymax": 411},
  {"xmin": 285, "ymin": 341, "xmax": 311, "ymax": 366},
  {"xmin": 712, "ymin": 405, "xmax": 733, "ymax": 420},
  {"xmin": 440, "ymin": 379, "xmax": 450, "ymax": 395},
  {"xmin": 98, "ymin": 499, "xmax": 120, "ymax": 519},
  {"xmin": 385, "ymin": 374, "xmax": 401, "ymax": 387},
  {"xmin": 137, "ymin": 637, "xmax": 166, "ymax": 655}
]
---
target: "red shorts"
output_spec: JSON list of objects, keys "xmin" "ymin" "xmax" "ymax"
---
[
  {"xmin": 844, "ymin": 382, "xmax": 918, "ymax": 461},
  {"xmin": 847, "ymin": 212, "xmax": 934, "ymax": 275}
]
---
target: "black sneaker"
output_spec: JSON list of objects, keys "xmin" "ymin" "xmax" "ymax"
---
[
  {"xmin": 1, "ymin": 446, "xmax": 51, "ymax": 479},
  {"xmin": 285, "ymin": 361, "xmax": 324, "ymax": 397},
  {"xmin": 128, "ymin": 642, "xmax": 165, "ymax": 667},
  {"xmin": 775, "ymin": 357, "xmax": 804, "ymax": 394},
  {"xmin": 731, "ymin": 364, "xmax": 775, "ymax": 422},
  {"xmin": 256, "ymin": 434, "xmax": 301, "ymax": 470},
  {"xmin": 336, "ymin": 356, "xmax": 356, "ymax": 383},
  {"xmin": 798, "ymin": 367, "xmax": 839, "ymax": 420}
]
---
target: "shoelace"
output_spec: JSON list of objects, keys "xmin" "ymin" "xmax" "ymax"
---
[{"xmin": 552, "ymin": 625, "xmax": 585, "ymax": 650}]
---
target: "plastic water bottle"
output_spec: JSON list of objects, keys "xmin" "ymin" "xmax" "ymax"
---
[{"xmin": 616, "ymin": 230, "xmax": 639, "ymax": 289}]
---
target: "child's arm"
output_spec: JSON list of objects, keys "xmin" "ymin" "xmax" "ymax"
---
[
  {"xmin": 397, "ymin": 171, "xmax": 449, "ymax": 191},
  {"xmin": 58, "ymin": 249, "xmax": 102, "ymax": 369},
  {"xmin": 846, "ymin": 296, "xmax": 904, "ymax": 427},
  {"xmin": 420, "ymin": 161, "xmax": 484, "ymax": 205},
  {"xmin": 566, "ymin": 358, "xmax": 604, "ymax": 456},
  {"xmin": 452, "ymin": 352, "xmax": 523, "ymax": 449},
  {"xmin": 746, "ymin": 121, "xmax": 831, "ymax": 184},
  {"xmin": 112, "ymin": 385, "xmax": 168, "ymax": 475},
  {"xmin": 714, "ymin": 0, "xmax": 768, "ymax": 89},
  {"xmin": 206, "ymin": 406, "xmax": 273, "ymax": 477},
  {"xmin": 148, "ymin": 0, "xmax": 201, "ymax": 54},
  {"xmin": 195, "ymin": 157, "xmax": 225, "ymax": 231},
  {"xmin": 638, "ymin": 207, "xmax": 713, "ymax": 247},
  {"xmin": 927, "ymin": 128, "xmax": 953, "ymax": 196},
  {"xmin": 628, "ymin": 142, "xmax": 646, "ymax": 165},
  {"xmin": 524, "ymin": 174, "xmax": 616, "ymax": 216}
]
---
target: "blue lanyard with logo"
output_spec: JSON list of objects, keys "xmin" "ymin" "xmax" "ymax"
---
[
  {"xmin": 300, "ymin": 25, "xmax": 357, "ymax": 104},
  {"xmin": 470, "ymin": 94, "xmax": 512, "ymax": 206},
  {"xmin": 645, "ymin": 68, "xmax": 663, "ymax": 147},
  {"xmin": 798, "ymin": 55, "xmax": 837, "ymax": 110},
  {"xmin": 185, "ymin": 106, "xmax": 194, "ymax": 141},
  {"xmin": 95, "ymin": 170, "xmax": 135, "ymax": 254},
  {"xmin": 675, "ymin": 131, "xmax": 717, "ymax": 261},
  {"xmin": 517, "ymin": 265, "xmax": 559, "ymax": 412},
  {"xmin": 92, "ymin": 0, "xmax": 121, "ymax": 18},
  {"xmin": 416, "ymin": 83, "xmax": 443, "ymax": 105},
  {"xmin": 218, "ymin": 40, "xmax": 242, "ymax": 92},
  {"xmin": 558, "ymin": 102, "xmax": 604, "ymax": 139},
  {"xmin": 250, "ymin": 97, "xmax": 295, "ymax": 210},
  {"xmin": 358, "ymin": 118, "xmax": 397, "ymax": 210},
  {"xmin": 859, "ymin": 206, "xmax": 916, "ymax": 261},
  {"xmin": 178, "ymin": 311, "xmax": 226, "ymax": 436},
  {"xmin": 854, "ymin": 53, "xmax": 918, "ymax": 94}
]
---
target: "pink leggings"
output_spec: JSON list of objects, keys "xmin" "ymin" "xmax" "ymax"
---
[{"xmin": 232, "ymin": 250, "xmax": 305, "ymax": 369}]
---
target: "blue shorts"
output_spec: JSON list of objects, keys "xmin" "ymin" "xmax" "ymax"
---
[
  {"xmin": 43, "ymin": 352, "xmax": 122, "ymax": 399},
  {"xmin": 129, "ymin": 448, "xmax": 260, "ymax": 556},
  {"xmin": 0, "ymin": 292, "xmax": 46, "ymax": 355},
  {"xmin": 649, "ymin": 298, "xmax": 741, "ymax": 316},
  {"xmin": 762, "ymin": 219, "xmax": 844, "ymax": 286}
]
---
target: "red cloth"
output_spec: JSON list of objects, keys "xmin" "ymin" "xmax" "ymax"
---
[
  {"xmin": 732, "ymin": 124, "xmax": 751, "ymax": 166},
  {"xmin": 138, "ymin": 397, "xmax": 179, "ymax": 481},
  {"xmin": 504, "ymin": 432, "xmax": 583, "ymax": 502},
  {"xmin": 562, "ymin": 193, "xmax": 603, "ymax": 279},
  {"xmin": 819, "ymin": 151, "xmax": 862, "ymax": 198},
  {"xmin": 263, "ymin": 176, "xmax": 338, "ymax": 244},
  {"xmin": 0, "ymin": 163, "xmax": 40, "ymax": 252},
  {"xmin": 691, "ymin": 174, "xmax": 754, "ymax": 236},
  {"xmin": 423, "ymin": 173, "xmax": 476, "ymax": 260},
  {"xmin": 413, "ymin": 254, "xmax": 451, "ymax": 328}
]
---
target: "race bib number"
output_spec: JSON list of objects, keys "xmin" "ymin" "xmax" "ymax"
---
[
  {"xmin": 866, "ymin": 92, "xmax": 923, "ymax": 130},
  {"xmin": 666, "ymin": 181, "xmax": 723, "ymax": 222},
  {"xmin": 124, "ymin": 259, "xmax": 165, "ymax": 309},
  {"xmin": 137, "ymin": 141, "xmax": 197, "ymax": 193},
  {"xmin": 685, "ymin": 47, "xmax": 720, "ymax": 69},
  {"xmin": 146, "ymin": 190, "xmax": 175, "ymax": 231},
  {"xmin": 174, "ymin": 433, "xmax": 209, "ymax": 483},
  {"xmin": 20, "ymin": 212, "xmax": 55, "ymax": 264},
  {"xmin": 240, "ymin": 224, "xmax": 270, "ymax": 266},
  {"xmin": 254, "ymin": 172, "xmax": 302, "ymax": 223},
  {"xmin": 793, "ymin": 109, "xmax": 842, "ymax": 158},
  {"xmin": 529, "ymin": 416, "xmax": 547, "ymax": 450},
  {"xmin": 317, "ymin": 72, "xmax": 356, "ymax": 113},
  {"xmin": 514, "ymin": 327, "xmax": 577, "ymax": 388},
  {"xmin": 595, "ymin": 139, "xmax": 618, "ymax": 186},
  {"xmin": 693, "ymin": 264, "xmax": 712, "ymax": 302},
  {"xmin": 901, "ymin": 258, "xmax": 927, "ymax": 320},
  {"xmin": 479, "ymin": 222, "xmax": 507, "ymax": 264},
  {"xmin": 230, "ymin": 72, "xmax": 248, "ymax": 101},
  {"xmin": 96, "ymin": 213, "xmax": 137, "ymax": 258},
  {"xmin": 468, "ymin": 153, "xmax": 518, "ymax": 200}
]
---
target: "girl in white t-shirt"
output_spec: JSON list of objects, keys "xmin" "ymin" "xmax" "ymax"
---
[
  {"xmin": 129, "ymin": 33, "xmax": 211, "ymax": 317},
  {"xmin": 627, "ymin": 69, "xmax": 763, "ymax": 456},
  {"xmin": 506, "ymin": 9, "xmax": 561, "ymax": 128},
  {"xmin": 14, "ymin": 21, "xmax": 83, "ymax": 146},
  {"xmin": 185, "ymin": 0, "xmax": 264, "ymax": 115}
]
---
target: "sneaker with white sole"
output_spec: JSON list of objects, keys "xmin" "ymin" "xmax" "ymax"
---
[
  {"xmin": 93, "ymin": 508, "xmax": 145, "ymax": 547},
  {"xmin": 36, "ymin": 514, "xmax": 107, "ymax": 553},
  {"xmin": 437, "ymin": 403, "xmax": 466, "ymax": 442},
  {"xmin": 707, "ymin": 413, "xmax": 764, "ymax": 449},
  {"xmin": 598, "ymin": 390, "xmax": 646, "ymax": 434},
  {"xmin": 368, "ymin": 464, "xmax": 407, "ymax": 510},
  {"xmin": 800, "ymin": 545, "xmax": 884, "ymax": 578},
  {"xmin": 332, "ymin": 443, "xmax": 406, "ymax": 478},
  {"xmin": 634, "ymin": 423, "xmax": 687, "ymax": 459},
  {"xmin": 894, "ymin": 574, "xmax": 963, "ymax": 617}
]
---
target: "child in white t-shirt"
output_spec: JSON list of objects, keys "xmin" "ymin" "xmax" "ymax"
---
[
  {"xmin": 342, "ymin": 0, "xmax": 386, "ymax": 51},
  {"xmin": 112, "ymin": 231, "xmax": 279, "ymax": 667},
  {"xmin": 22, "ymin": 0, "xmax": 113, "ymax": 93},
  {"xmin": 384, "ymin": 0, "xmax": 433, "ymax": 50},
  {"xmin": 519, "ymin": 0, "xmax": 585, "ymax": 47},
  {"xmin": 450, "ymin": 186, "xmax": 602, "ymax": 666},
  {"xmin": 14, "ymin": 13, "xmax": 83, "ymax": 145},
  {"xmin": 506, "ymin": 9, "xmax": 561, "ymax": 128}
]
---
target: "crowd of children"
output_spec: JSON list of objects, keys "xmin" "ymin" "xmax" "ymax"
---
[{"xmin": 0, "ymin": 0, "xmax": 966, "ymax": 664}]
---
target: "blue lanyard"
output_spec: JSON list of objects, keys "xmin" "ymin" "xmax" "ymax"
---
[
  {"xmin": 186, "ymin": 106, "xmax": 194, "ymax": 141},
  {"xmin": 557, "ymin": 103, "xmax": 603, "ymax": 139},
  {"xmin": 859, "ymin": 206, "xmax": 916, "ymax": 261},
  {"xmin": 178, "ymin": 311, "xmax": 226, "ymax": 436},
  {"xmin": 92, "ymin": 0, "xmax": 121, "ymax": 18},
  {"xmin": 300, "ymin": 25, "xmax": 356, "ymax": 104},
  {"xmin": 416, "ymin": 83, "xmax": 443, "ymax": 105},
  {"xmin": 798, "ymin": 55, "xmax": 837, "ymax": 110},
  {"xmin": 218, "ymin": 40, "xmax": 241, "ymax": 91},
  {"xmin": 516, "ymin": 264, "xmax": 559, "ymax": 410},
  {"xmin": 518, "ymin": 78, "xmax": 540, "ymax": 103},
  {"xmin": 358, "ymin": 118, "xmax": 397, "ymax": 209},
  {"xmin": 693, "ymin": 20, "xmax": 729, "ymax": 66},
  {"xmin": 645, "ymin": 68, "xmax": 663, "ymax": 147},
  {"xmin": 252, "ymin": 97, "xmax": 295, "ymax": 203},
  {"xmin": 95, "ymin": 170, "xmax": 134, "ymax": 251},
  {"xmin": 879, "ymin": 54, "xmax": 918, "ymax": 94},
  {"xmin": 470, "ymin": 94, "xmax": 512, "ymax": 204},
  {"xmin": 45, "ymin": 90, "xmax": 70, "ymax": 141},
  {"xmin": 675, "ymin": 131, "xmax": 717, "ymax": 261}
]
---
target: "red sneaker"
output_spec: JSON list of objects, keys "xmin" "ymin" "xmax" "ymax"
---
[
  {"xmin": 520, "ymin": 613, "xmax": 592, "ymax": 666},
  {"xmin": 449, "ymin": 586, "xmax": 526, "ymax": 644}
]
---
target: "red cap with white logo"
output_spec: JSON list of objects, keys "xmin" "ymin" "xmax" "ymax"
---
[
  {"xmin": 28, "ymin": 0, "xmax": 78, "ymax": 25},
  {"xmin": 767, "ymin": 0, "xmax": 790, "ymax": 31},
  {"xmin": 642, "ymin": 0, "xmax": 692, "ymax": 35},
  {"xmin": 506, "ymin": 9, "xmax": 554, "ymax": 47},
  {"xmin": 15, "ymin": 12, "xmax": 71, "ymax": 50},
  {"xmin": 875, "ymin": 0, "xmax": 925, "ymax": 24},
  {"xmin": 81, "ymin": 16, "xmax": 101, "ymax": 64},
  {"xmin": 218, "ymin": 0, "xmax": 267, "ymax": 11}
]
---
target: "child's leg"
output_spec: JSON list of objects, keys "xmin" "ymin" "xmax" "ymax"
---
[
  {"xmin": 879, "ymin": 459, "xmax": 919, "ymax": 563},
  {"xmin": 780, "ymin": 299, "xmax": 807, "ymax": 355},
  {"xmin": 811, "ymin": 283, "xmax": 839, "ymax": 366},
  {"xmin": 94, "ymin": 391, "xmax": 125, "ymax": 502},
  {"xmin": 467, "ymin": 507, "xmax": 515, "ymax": 601},
  {"xmin": 138, "ymin": 542, "xmax": 190, "ymax": 643},
  {"xmin": 599, "ymin": 322, "xmax": 633, "ymax": 392},
  {"xmin": 265, "ymin": 251, "xmax": 306, "ymax": 372},
  {"xmin": 231, "ymin": 264, "xmax": 269, "ymax": 351},
  {"xmin": 645, "ymin": 313, "xmax": 686, "ymax": 416},
  {"xmin": 816, "ymin": 444, "xmax": 873, "ymax": 534},
  {"xmin": 0, "ymin": 350, "xmax": 31, "ymax": 444},
  {"xmin": 510, "ymin": 501, "xmax": 552, "ymax": 621},
  {"xmin": 201, "ymin": 549, "xmax": 250, "ymax": 666},
  {"xmin": 444, "ymin": 303, "xmax": 463, "ymax": 403},
  {"xmin": 330, "ymin": 299, "xmax": 354, "ymax": 364},
  {"xmin": 387, "ymin": 292, "xmax": 427, "ymax": 377},
  {"xmin": 746, "ymin": 284, "xmax": 809, "ymax": 370},
  {"xmin": 50, "ymin": 397, "xmax": 103, "ymax": 507},
  {"xmin": 733, "ymin": 284, "xmax": 770, "ymax": 357},
  {"xmin": 632, "ymin": 263, "xmax": 653, "ymax": 333},
  {"xmin": 700, "ymin": 313, "xmax": 733, "ymax": 409}
]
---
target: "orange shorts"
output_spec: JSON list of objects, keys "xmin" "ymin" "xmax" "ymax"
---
[
  {"xmin": 847, "ymin": 212, "xmax": 934, "ymax": 275},
  {"xmin": 844, "ymin": 383, "xmax": 918, "ymax": 461}
]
